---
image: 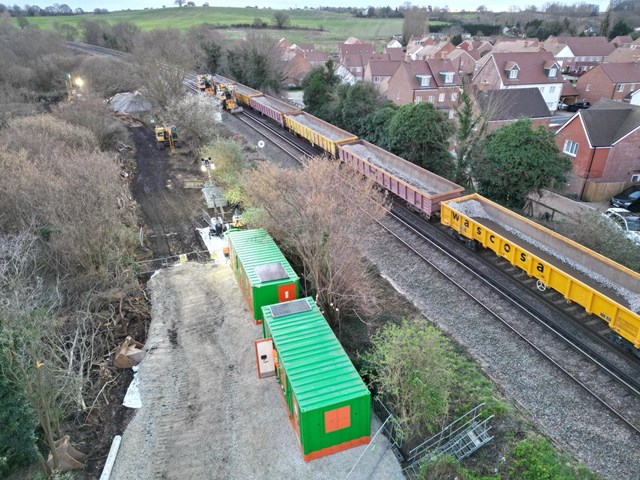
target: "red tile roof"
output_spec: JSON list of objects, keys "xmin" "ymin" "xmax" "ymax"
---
[
  {"xmin": 369, "ymin": 60, "xmax": 401, "ymax": 77},
  {"xmin": 488, "ymin": 52, "xmax": 563, "ymax": 85},
  {"xmin": 600, "ymin": 62, "xmax": 640, "ymax": 83},
  {"xmin": 550, "ymin": 36, "xmax": 615, "ymax": 56}
]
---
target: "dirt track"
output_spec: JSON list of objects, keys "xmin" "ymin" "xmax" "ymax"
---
[{"xmin": 111, "ymin": 263, "xmax": 403, "ymax": 480}]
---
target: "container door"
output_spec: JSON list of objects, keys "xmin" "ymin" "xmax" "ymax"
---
[
  {"xmin": 254, "ymin": 338, "xmax": 275, "ymax": 379},
  {"xmin": 278, "ymin": 283, "xmax": 296, "ymax": 302},
  {"xmin": 292, "ymin": 393, "xmax": 301, "ymax": 444}
]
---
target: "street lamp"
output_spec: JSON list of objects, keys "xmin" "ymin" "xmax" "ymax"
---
[{"xmin": 201, "ymin": 157, "xmax": 215, "ymax": 186}]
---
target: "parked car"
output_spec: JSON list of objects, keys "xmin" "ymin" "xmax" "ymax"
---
[
  {"xmin": 610, "ymin": 185, "xmax": 640, "ymax": 209},
  {"xmin": 604, "ymin": 208, "xmax": 640, "ymax": 244},
  {"xmin": 557, "ymin": 101, "xmax": 568, "ymax": 111},
  {"xmin": 566, "ymin": 101, "xmax": 591, "ymax": 112}
]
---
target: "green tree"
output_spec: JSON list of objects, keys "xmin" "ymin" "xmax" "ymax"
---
[
  {"xmin": 301, "ymin": 60, "xmax": 340, "ymax": 119},
  {"xmin": 365, "ymin": 319, "xmax": 453, "ymax": 435},
  {"xmin": 471, "ymin": 119, "xmax": 571, "ymax": 208},
  {"xmin": 272, "ymin": 11, "xmax": 290, "ymax": 29},
  {"xmin": 360, "ymin": 105, "xmax": 398, "ymax": 149},
  {"xmin": 387, "ymin": 102, "xmax": 455, "ymax": 177},
  {"xmin": 609, "ymin": 19, "xmax": 633, "ymax": 40},
  {"xmin": 451, "ymin": 33, "xmax": 463, "ymax": 46},
  {"xmin": 330, "ymin": 81, "xmax": 390, "ymax": 135},
  {"xmin": 600, "ymin": 9, "xmax": 611, "ymax": 37}
]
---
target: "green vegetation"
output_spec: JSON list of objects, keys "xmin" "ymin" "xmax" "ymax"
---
[
  {"xmin": 421, "ymin": 436, "xmax": 600, "ymax": 479},
  {"xmin": 471, "ymin": 119, "xmax": 571, "ymax": 208},
  {"xmin": 363, "ymin": 318, "xmax": 504, "ymax": 438},
  {"xmin": 16, "ymin": 7, "xmax": 447, "ymax": 47}
]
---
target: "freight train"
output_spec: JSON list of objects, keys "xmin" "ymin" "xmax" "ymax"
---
[{"xmin": 208, "ymin": 74, "xmax": 640, "ymax": 355}]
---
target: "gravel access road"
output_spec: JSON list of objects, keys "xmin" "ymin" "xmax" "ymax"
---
[{"xmin": 111, "ymin": 262, "xmax": 403, "ymax": 480}]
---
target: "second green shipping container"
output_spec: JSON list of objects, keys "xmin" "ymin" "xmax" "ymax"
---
[{"xmin": 262, "ymin": 297, "xmax": 371, "ymax": 461}]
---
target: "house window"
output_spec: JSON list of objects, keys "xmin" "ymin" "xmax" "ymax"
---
[
  {"xmin": 549, "ymin": 86, "xmax": 556, "ymax": 93},
  {"xmin": 632, "ymin": 173, "xmax": 640, "ymax": 182},
  {"xmin": 428, "ymin": 95, "xmax": 435, "ymax": 103},
  {"xmin": 444, "ymin": 72, "xmax": 454, "ymax": 83},
  {"xmin": 540, "ymin": 86, "xmax": 546, "ymax": 93},
  {"xmin": 438, "ymin": 93, "xmax": 445, "ymax": 102},
  {"xmin": 617, "ymin": 84, "xmax": 624, "ymax": 92},
  {"xmin": 508, "ymin": 69, "xmax": 518, "ymax": 79},
  {"xmin": 586, "ymin": 84, "xmax": 591, "ymax": 92},
  {"xmin": 549, "ymin": 67, "xmax": 557, "ymax": 77},
  {"xmin": 451, "ymin": 92, "xmax": 458, "ymax": 102},
  {"xmin": 373, "ymin": 76, "xmax": 381, "ymax": 83},
  {"xmin": 415, "ymin": 96, "xmax": 422, "ymax": 104},
  {"xmin": 448, "ymin": 110, "xmax": 455, "ymax": 119},
  {"xmin": 563, "ymin": 140, "xmax": 579, "ymax": 157}
]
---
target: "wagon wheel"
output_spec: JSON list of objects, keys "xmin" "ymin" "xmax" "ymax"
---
[{"xmin": 536, "ymin": 280, "xmax": 547, "ymax": 292}]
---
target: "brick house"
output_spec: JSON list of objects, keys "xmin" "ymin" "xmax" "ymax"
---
[
  {"xmin": 555, "ymin": 99, "xmax": 640, "ymax": 199},
  {"xmin": 545, "ymin": 36, "xmax": 615, "ymax": 74},
  {"xmin": 364, "ymin": 60, "xmax": 401, "ymax": 93},
  {"xmin": 458, "ymin": 39, "xmax": 492, "ymax": 57},
  {"xmin": 472, "ymin": 52, "xmax": 564, "ymax": 111},
  {"xmin": 492, "ymin": 38, "xmax": 541, "ymax": 53},
  {"xmin": 476, "ymin": 88, "xmax": 552, "ymax": 132},
  {"xmin": 283, "ymin": 53, "xmax": 312, "ymax": 87},
  {"xmin": 386, "ymin": 59, "xmax": 462, "ymax": 116},
  {"xmin": 446, "ymin": 49, "xmax": 479, "ymax": 76},
  {"xmin": 576, "ymin": 62, "xmax": 640, "ymax": 104},
  {"xmin": 410, "ymin": 41, "xmax": 455, "ymax": 60},
  {"xmin": 604, "ymin": 47, "xmax": 640, "ymax": 63},
  {"xmin": 543, "ymin": 41, "xmax": 573, "ymax": 71},
  {"xmin": 338, "ymin": 39, "xmax": 375, "ymax": 64},
  {"xmin": 611, "ymin": 35, "xmax": 634, "ymax": 48}
]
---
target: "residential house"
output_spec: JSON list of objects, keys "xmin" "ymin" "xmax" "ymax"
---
[
  {"xmin": 560, "ymin": 80, "xmax": 579, "ymax": 105},
  {"xmin": 604, "ymin": 47, "xmax": 640, "ymax": 63},
  {"xmin": 446, "ymin": 49, "xmax": 479, "ymax": 76},
  {"xmin": 304, "ymin": 51, "xmax": 331, "ymax": 67},
  {"xmin": 472, "ymin": 52, "xmax": 564, "ymax": 111},
  {"xmin": 555, "ymin": 99, "xmax": 640, "ymax": 200},
  {"xmin": 476, "ymin": 88, "xmax": 552, "ymax": 132},
  {"xmin": 576, "ymin": 62, "xmax": 640, "ymax": 104},
  {"xmin": 410, "ymin": 41, "xmax": 455, "ymax": 60},
  {"xmin": 545, "ymin": 36, "xmax": 615, "ymax": 74},
  {"xmin": 338, "ymin": 39, "xmax": 375, "ymax": 64},
  {"xmin": 611, "ymin": 35, "xmax": 634, "ymax": 48},
  {"xmin": 405, "ymin": 35, "xmax": 434, "ymax": 57},
  {"xmin": 492, "ymin": 38, "xmax": 540, "ymax": 53},
  {"xmin": 334, "ymin": 63, "xmax": 357, "ymax": 85},
  {"xmin": 543, "ymin": 41, "xmax": 573, "ymax": 71},
  {"xmin": 457, "ymin": 39, "xmax": 492, "ymax": 57},
  {"xmin": 283, "ymin": 53, "xmax": 312, "ymax": 87},
  {"xmin": 387, "ymin": 38, "xmax": 402, "ymax": 49},
  {"xmin": 364, "ymin": 60, "xmax": 401, "ymax": 93},
  {"xmin": 385, "ymin": 47, "xmax": 405, "ymax": 61},
  {"xmin": 386, "ymin": 59, "xmax": 462, "ymax": 116}
]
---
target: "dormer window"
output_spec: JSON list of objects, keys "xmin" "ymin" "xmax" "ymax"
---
[
  {"xmin": 505, "ymin": 62, "xmax": 520, "ymax": 80},
  {"xmin": 548, "ymin": 67, "xmax": 557, "ymax": 77},
  {"xmin": 416, "ymin": 74, "xmax": 431, "ymax": 87},
  {"xmin": 444, "ymin": 72, "xmax": 454, "ymax": 84}
]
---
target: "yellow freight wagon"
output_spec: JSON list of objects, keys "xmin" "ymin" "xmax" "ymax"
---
[
  {"xmin": 441, "ymin": 194, "xmax": 640, "ymax": 351},
  {"xmin": 284, "ymin": 112, "xmax": 358, "ymax": 157}
]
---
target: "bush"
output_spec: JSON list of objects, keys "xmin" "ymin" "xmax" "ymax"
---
[
  {"xmin": 0, "ymin": 362, "xmax": 39, "ymax": 478},
  {"xmin": 77, "ymin": 56, "xmax": 140, "ymax": 98}
]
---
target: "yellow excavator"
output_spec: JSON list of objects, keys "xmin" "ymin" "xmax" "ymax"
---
[
  {"xmin": 196, "ymin": 74, "xmax": 214, "ymax": 96},
  {"xmin": 155, "ymin": 125, "xmax": 178, "ymax": 151},
  {"xmin": 214, "ymin": 82, "xmax": 243, "ymax": 113}
]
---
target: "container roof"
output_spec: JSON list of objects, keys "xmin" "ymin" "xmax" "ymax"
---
[
  {"xmin": 227, "ymin": 229, "xmax": 298, "ymax": 287},
  {"xmin": 263, "ymin": 297, "xmax": 369, "ymax": 412}
]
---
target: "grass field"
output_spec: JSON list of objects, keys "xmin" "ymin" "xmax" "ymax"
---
[{"xmin": 18, "ymin": 7, "xmax": 448, "ymax": 48}]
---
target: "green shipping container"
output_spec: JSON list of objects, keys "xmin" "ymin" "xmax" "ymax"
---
[
  {"xmin": 227, "ymin": 229, "xmax": 299, "ymax": 323},
  {"xmin": 262, "ymin": 297, "xmax": 371, "ymax": 461}
]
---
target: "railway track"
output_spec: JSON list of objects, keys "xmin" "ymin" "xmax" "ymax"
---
[{"xmin": 235, "ymin": 107, "xmax": 640, "ymax": 437}]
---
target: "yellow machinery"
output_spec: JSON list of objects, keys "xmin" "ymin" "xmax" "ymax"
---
[
  {"xmin": 214, "ymin": 82, "xmax": 243, "ymax": 113},
  {"xmin": 197, "ymin": 74, "xmax": 214, "ymax": 96},
  {"xmin": 155, "ymin": 125, "xmax": 178, "ymax": 151}
]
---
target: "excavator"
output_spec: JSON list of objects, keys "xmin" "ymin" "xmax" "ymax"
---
[
  {"xmin": 155, "ymin": 125, "xmax": 179, "ymax": 151},
  {"xmin": 214, "ymin": 81, "xmax": 243, "ymax": 114}
]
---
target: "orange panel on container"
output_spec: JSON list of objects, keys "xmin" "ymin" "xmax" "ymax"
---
[
  {"xmin": 324, "ymin": 405, "xmax": 351, "ymax": 433},
  {"xmin": 278, "ymin": 283, "xmax": 296, "ymax": 302}
]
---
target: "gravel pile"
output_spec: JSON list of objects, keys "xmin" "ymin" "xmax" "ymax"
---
[
  {"xmin": 451, "ymin": 199, "xmax": 640, "ymax": 312},
  {"xmin": 287, "ymin": 113, "xmax": 352, "ymax": 141},
  {"xmin": 253, "ymin": 95, "xmax": 298, "ymax": 113},
  {"xmin": 109, "ymin": 92, "xmax": 152, "ymax": 113},
  {"xmin": 364, "ymin": 222, "xmax": 640, "ymax": 480},
  {"xmin": 341, "ymin": 143, "xmax": 440, "ymax": 195}
]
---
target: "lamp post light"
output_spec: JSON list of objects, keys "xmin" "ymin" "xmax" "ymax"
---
[{"xmin": 200, "ymin": 157, "xmax": 215, "ymax": 186}]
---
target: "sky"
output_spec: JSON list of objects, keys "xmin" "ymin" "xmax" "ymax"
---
[
  {"xmin": 57, "ymin": 0, "xmax": 609, "ymax": 12},
  {"xmin": 62, "ymin": 1, "xmax": 611, "ymax": 16}
]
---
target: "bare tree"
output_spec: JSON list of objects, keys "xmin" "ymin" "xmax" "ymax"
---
[
  {"xmin": 160, "ymin": 93, "xmax": 221, "ymax": 151},
  {"xmin": 240, "ymin": 156, "xmax": 389, "ymax": 334},
  {"xmin": 401, "ymin": 6, "xmax": 429, "ymax": 44},
  {"xmin": 174, "ymin": 0, "xmax": 185, "ymax": 6},
  {"xmin": 132, "ymin": 29, "xmax": 196, "ymax": 109}
]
